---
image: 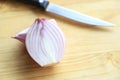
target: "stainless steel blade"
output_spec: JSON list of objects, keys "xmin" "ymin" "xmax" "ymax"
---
[{"xmin": 46, "ymin": 3, "xmax": 115, "ymax": 26}]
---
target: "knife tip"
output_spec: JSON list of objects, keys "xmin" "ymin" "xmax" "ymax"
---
[
  {"xmin": 92, "ymin": 21, "xmax": 116, "ymax": 27},
  {"xmin": 100, "ymin": 23, "xmax": 116, "ymax": 27}
]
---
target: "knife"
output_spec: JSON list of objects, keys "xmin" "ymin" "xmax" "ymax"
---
[{"xmin": 32, "ymin": 0, "xmax": 115, "ymax": 26}]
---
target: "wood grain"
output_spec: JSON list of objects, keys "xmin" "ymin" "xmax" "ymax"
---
[{"xmin": 0, "ymin": 0, "xmax": 120, "ymax": 80}]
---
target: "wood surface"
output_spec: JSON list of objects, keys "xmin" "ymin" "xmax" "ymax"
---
[{"xmin": 0, "ymin": 0, "xmax": 120, "ymax": 80}]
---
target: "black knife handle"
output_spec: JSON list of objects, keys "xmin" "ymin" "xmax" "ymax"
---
[
  {"xmin": 32, "ymin": 0, "xmax": 49, "ymax": 9},
  {"xmin": 20, "ymin": 0, "xmax": 49, "ymax": 10}
]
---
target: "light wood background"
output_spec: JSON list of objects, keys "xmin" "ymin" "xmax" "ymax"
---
[{"xmin": 0, "ymin": 0, "xmax": 120, "ymax": 80}]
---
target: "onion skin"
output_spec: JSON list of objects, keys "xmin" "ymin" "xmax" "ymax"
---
[
  {"xmin": 14, "ymin": 28, "xmax": 29, "ymax": 43},
  {"xmin": 13, "ymin": 18, "xmax": 65, "ymax": 67}
]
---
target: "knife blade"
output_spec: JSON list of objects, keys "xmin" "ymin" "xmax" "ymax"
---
[{"xmin": 33, "ymin": 0, "xmax": 115, "ymax": 26}]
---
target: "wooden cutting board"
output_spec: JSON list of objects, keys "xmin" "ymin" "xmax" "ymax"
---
[{"xmin": 0, "ymin": 0, "xmax": 120, "ymax": 80}]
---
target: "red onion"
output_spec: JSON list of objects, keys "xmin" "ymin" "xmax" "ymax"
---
[{"xmin": 14, "ymin": 18, "xmax": 65, "ymax": 67}]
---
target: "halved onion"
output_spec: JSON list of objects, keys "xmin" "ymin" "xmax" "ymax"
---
[{"xmin": 14, "ymin": 18, "xmax": 66, "ymax": 67}]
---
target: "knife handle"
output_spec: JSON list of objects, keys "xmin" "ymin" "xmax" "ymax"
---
[{"xmin": 32, "ymin": 0, "xmax": 49, "ymax": 9}]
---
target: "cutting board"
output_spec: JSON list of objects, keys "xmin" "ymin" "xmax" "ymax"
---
[{"xmin": 0, "ymin": 0, "xmax": 120, "ymax": 80}]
